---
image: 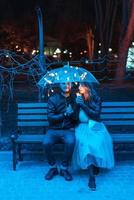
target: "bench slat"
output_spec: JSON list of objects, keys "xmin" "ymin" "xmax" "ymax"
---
[
  {"xmin": 101, "ymin": 114, "xmax": 134, "ymax": 119},
  {"xmin": 18, "ymin": 108, "xmax": 134, "ymax": 114},
  {"xmin": 18, "ymin": 115, "xmax": 47, "ymax": 120},
  {"xmin": 18, "ymin": 103, "xmax": 47, "ymax": 108},
  {"xmin": 18, "ymin": 120, "xmax": 134, "ymax": 126},
  {"xmin": 18, "ymin": 114, "xmax": 134, "ymax": 120},
  {"xmin": 102, "ymin": 108, "xmax": 134, "ymax": 112},
  {"xmin": 15, "ymin": 134, "xmax": 45, "ymax": 143},
  {"xmin": 103, "ymin": 120, "xmax": 134, "ymax": 125},
  {"xmin": 15, "ymin": 134, "xmax": 134, "ymax": 144},
  {"xmin": 102, "ymin": 102, "xmax": 134, "ymax": 106},
  {"xmin": 18, "ymin": 121, "xmax": 49, "ymax": 126},
  {"xmin": 18, "ymin": 109, "xmax": 47, "ymax": 114},
  {"xmin": 111, "ymin": 134, "xmax": 134, "ymax": 143}
]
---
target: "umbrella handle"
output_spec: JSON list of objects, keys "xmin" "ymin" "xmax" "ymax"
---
[
  {"xmin": 76, "ymin": 92, "xmax": 82, "ymax": 96},
  {"xmin": 67, "ymin": 61, "xmax": 70, "ymax": 66}
]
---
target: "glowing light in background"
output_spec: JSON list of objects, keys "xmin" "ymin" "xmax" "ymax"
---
[
  {"xmin": 108, "ymin": 48, "xmax": 112, "ymax": 52},
  {"xmin": 54, "ymin": 48, "xmax": 61, "ymax": 54}
]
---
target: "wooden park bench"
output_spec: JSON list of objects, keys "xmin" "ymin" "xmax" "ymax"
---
[{"xmin": 11, "ymin": 101, "xmax": 134, "ymax": 170}]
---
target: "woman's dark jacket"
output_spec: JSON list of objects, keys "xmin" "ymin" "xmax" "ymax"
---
[{"xmin": 79, "ymin": 95, "xmax": 101, "ymax": 122}]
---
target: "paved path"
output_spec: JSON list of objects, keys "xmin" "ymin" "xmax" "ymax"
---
[{"xmin": 0, "ymin": 159, "xmax": 134, "ymax": 200}]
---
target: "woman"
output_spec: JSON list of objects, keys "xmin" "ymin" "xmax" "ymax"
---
[{"xmin": 72, "ymin": 83, "xmax": 114, "ymax": 191}]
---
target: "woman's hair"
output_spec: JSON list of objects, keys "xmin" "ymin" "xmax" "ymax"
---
[{"xmin": 79, "ymin": 83, "xmax": 91, "ymax": 101}]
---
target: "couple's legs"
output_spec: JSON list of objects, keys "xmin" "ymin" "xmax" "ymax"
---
[
  {"xmin": 61, "ymin": 129, "xmax": 75, "ymax": 168},
  {"xmin": 43, "ymin": 129, "xmax": 59, "ymax": 180},
  {"xmin": 43, "ymin": 129, "xmax": 75, "ymax": 167},
  {"xmin": 43, "ymin": 129, "xmax": 58, "ymax": 166},
  {"xmin": 43, "ymin": 129, "xmax": 75, "ymax": 180}
]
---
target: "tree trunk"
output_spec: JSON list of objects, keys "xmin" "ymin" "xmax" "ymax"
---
[{"xmin": 86, "ymin": 27, "xmax": 94, "ymax": 60}]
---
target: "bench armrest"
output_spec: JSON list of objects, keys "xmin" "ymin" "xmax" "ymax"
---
[{"xmin": 11, "ymin": 128, "xmax": 22, "ymax": 142}]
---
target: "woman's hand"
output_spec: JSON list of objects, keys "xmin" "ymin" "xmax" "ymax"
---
[{"xmin": 76, "ymin": 95, "xmax": 84, "ymax": 105}]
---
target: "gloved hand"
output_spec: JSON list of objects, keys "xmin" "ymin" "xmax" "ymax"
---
[
  {"xmin": 64, "ymin": 104, "xmax": 74, "ymax": 116},
  {"xmin": 76, "ymin": 95, "xmax": 84, "ymax": 105}
]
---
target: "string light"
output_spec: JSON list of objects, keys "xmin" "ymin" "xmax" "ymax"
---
[
  {"xmin": 53, "ymin": 54, "xmax": 57, "ymax": 58},
  {"xmin": 0, "ymin": 49, "xmax": 127, "ymax": 103},
  {"xmin": 54, "ymin": 48, "xmax": 61, "ymax": 54},
  {"xmin": 63, "ymin": 50, "xmax": 68, "ymax": 54},
  {"xmin": 108, "ymin": 48, "xmax": 112, "ymax": 52}
]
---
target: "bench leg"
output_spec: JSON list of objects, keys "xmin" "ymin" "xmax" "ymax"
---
[
  {"xmin": 12, "ymin": 141, "xmax": 17, "ymax": 171},
  {"xmin": 18, "ymin": 144, "xmax": 23, "ymax": 161}
]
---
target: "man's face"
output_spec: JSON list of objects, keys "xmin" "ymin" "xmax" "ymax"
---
[{"xmin": 59, "ymin": 82, "xmax": 72, "ymax": 93}]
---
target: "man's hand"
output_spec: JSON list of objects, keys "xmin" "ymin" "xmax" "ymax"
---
[
  {"xmin": 76, "ymin": 95, "xmax": 84, "ymax": 105},
  {"xmin": 64, "ymin": 104, "xmax": 74, "ymax": 116}
]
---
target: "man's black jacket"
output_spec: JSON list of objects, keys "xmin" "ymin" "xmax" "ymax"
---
[{"xmin": 47, "ymin": 93, "xmax": 79, "ymax": 129}]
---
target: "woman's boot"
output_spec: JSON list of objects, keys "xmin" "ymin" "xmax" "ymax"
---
[{"xmin": 88, "ymin": 164, "xmax": 96, "ymax": 191}]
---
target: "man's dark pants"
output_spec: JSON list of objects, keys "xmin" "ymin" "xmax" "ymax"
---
[{"xmin": 43, "ymin": 128, "xmax": 75, "ymax": 167}]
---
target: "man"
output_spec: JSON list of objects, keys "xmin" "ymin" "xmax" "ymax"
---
[{"xmin": 43, "ymin": 82, "xmax": 79, "ymax": 181}]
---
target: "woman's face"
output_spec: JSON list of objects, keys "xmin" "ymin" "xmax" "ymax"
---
[{"xmin": 79, "ymin": 84, "xmax": 88, "ymax": 94}]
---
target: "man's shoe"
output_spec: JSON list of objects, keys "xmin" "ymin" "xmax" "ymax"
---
[
  {"xmin": 44, "ymin": 168, "xmax": 58, "ymax": 180},
  {"xmin": 88, "ymin": 176, "xmax": 96, "ymax": 191},
  {"xmin": 60, "ymin": 169, "xmax": 73, "ymax": 181}
]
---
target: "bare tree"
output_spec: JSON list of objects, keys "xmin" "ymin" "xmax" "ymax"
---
[{"xmin": 93, "ymin": 0, "xmax": 118, "ymax": 57}]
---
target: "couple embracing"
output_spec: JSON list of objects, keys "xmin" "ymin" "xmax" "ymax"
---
[{"xmin": 43, "ymin": 82, "xmax": 114, "ymax": 191}]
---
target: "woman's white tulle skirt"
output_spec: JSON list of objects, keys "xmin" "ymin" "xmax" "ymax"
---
[{"xmin": 72, "ymin": 120, "xmax": 115, "ymax": 170}]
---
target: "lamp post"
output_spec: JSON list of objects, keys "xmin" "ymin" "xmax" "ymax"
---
[
  {"xmin": 36, "ymin": 7, "xmax": 46, "ymax": 74},
  {"xmin": 36, "ymin": 7, "xmax": 47, "ymax": 102}
]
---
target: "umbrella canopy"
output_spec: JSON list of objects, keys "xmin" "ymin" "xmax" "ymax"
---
[{"xmin": 38, "ymin": 64, "xmax": 99, "ymax": 88}]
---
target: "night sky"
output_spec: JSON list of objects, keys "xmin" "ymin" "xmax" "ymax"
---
[
  {"xmin": 0, "ymin": 0, "xmax": 132, "ymax": 56},
  {"xmin": 0, "ymin": 0, "xmax": 96, "ymax": 49},
  {"xmin": 0, "ymin": 0, "xmax": 38, "ymax": 20},
  {"xmin": 0, "ymin": 0, "xmax": 94, "ymax": 27}
]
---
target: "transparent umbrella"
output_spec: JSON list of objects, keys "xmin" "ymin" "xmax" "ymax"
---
[{"xmin": 38, "ymin": 64, "xmax": 99, "ymax": 88}]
